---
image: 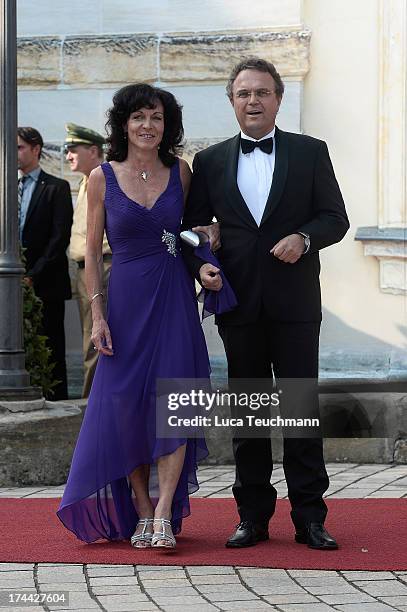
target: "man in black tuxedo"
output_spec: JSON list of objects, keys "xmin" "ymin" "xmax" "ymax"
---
[
  {"xmin": 18, "ymin": 127, "xmax": 73, "ymax": 400},
  {"xmin": 182, "ymin": 58, "xmax": 349, "ymax": 549}
]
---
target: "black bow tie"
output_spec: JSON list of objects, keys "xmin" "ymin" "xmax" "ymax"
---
[{"xmin": 241, "ymin": 137, "xmax": 274, "ymax": 155}]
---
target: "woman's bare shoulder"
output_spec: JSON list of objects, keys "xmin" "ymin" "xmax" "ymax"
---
[
  {"xmin": 178, "ymin": 157, "xmax": 191, "ymax": 175},
  {"xmin": 89, "ymin": 164, "xmax": 105, "ymax": 182},
  {"xmin": 88, "ymin": 165, "xmax": 106, "ymax": 200},
  {"xmin": 177, "ymin": 157, "xmax": 192, "ymax": 202},
  {"xmin": 178, "ymin": 157, "xmax": 191, "ymax": 187}
]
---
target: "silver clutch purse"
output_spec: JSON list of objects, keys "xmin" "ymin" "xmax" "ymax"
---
[{"xmin": 179, "ymin": 230, "xmax": 208, "ymax": 248}]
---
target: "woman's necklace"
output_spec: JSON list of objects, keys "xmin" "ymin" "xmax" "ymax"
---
[
  {"xmin": 128, "ymin": 152, "xmax": 160, "ymax": 181},
  {"xmin": 134, "ymin": 163, "xmax": 157, "ymax": 182}
]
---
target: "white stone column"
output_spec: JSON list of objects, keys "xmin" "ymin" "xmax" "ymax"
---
[
  {"xmin": 356, "ymin": 0, "xmax": 407, "ymax": 294},
  {"xmin": 378, "ymin": 0, "xmax": 406, "ymax": 228}
]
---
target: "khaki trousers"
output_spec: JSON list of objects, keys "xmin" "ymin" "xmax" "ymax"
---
[{"xmin": 76, "ymin": 261, "xmax": 111, "ymax": 398}]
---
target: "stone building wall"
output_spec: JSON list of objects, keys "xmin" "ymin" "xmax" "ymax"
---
[
  {"xmin": 17, "ymin": 3, "xmax": 307, "ymax": 190},
  {"xmin": 16, "ymin": 0, "xmax": 308, "ymax": 363},
  {"xmin": 303, "ymin": 0, "xmax": 406, "ymax": 380},
  {"xmin": 16, "ymin": 0, "xmax": 407, "ymax": 381}
]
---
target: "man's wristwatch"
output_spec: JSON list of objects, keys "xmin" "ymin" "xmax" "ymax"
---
[{"xmin": 297, "ymin": 232, "xmax": 310, "ymax": 254}]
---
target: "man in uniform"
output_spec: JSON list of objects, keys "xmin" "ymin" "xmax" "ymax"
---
[{"xmin": 65, "ymin": 123, "xmax": 110, "ymax": 398}]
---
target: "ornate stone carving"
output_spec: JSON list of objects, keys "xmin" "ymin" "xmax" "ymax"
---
[
  {"xmin": 17, "ymin": 37, "xmax": 61, "ymax": 86},
  {"xmin": 160, "ymin": 29, "xmax": 311, "ymax": 82}
]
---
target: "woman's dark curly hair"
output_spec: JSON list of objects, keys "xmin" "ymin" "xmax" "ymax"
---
[{"xmin": 105, "ymin": 83, "xmax": 184, "ymax": 167}]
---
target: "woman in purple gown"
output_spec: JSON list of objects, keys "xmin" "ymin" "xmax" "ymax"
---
[{"xmin": 57, "ymin": 84, "xmax": 222, "ymax": 549}]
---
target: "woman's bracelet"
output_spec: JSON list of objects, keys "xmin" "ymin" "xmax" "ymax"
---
[{"xmin": 90, "ymin": 292, "xmax": 104, "ymax": 303}]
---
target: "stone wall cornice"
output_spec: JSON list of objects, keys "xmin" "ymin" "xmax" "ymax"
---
[
  {"xmin": 355, "ymin": 226, "xmax": 407, "ymax": 242},
  {"xmin": 160, "ymin": 28, "xmax": 311, "ymax": 81},
  {"xmin": 63, "ymin": 34, "xmax": 157, "ymax": 56},
  {"xmin": 17, "ymin": 28, "xmax": 311, "ymax": 89},
  {"xmin": 160, "ymin": 28, "xmax": 311, "ymax": 44},
  {"xmin": 18, "ymin": 36, "xmax": 61, "ymax": 49}
]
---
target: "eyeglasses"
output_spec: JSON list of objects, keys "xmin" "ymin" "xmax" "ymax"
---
[{"xmin": 235, "ymin": 89, "xmax": 275, "ymax": 100}]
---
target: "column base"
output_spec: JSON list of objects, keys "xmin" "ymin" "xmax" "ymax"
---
[{"xmin": 0, "ymin": 386, "xmax": 42, "ymax": 401}]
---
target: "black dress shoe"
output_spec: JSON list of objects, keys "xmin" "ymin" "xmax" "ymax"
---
[
  {"xmin": 226, "ymin": 520, "xmax": 269, "ymax": 548},
  {"xmin": 295, "ymin": 522, "xmax": 338, "ymax": 550}
]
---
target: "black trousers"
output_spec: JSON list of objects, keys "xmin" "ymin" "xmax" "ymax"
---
[
  {"xmin": 218, "ymin": 309, "xmax": 329, "ymax": 529},
  {"xmin": 41, "ymin": 299, "xmax": 68, "ymax": 401}
]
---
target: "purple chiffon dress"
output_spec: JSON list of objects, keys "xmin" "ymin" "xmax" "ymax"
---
[{"xmin": 57, "ymin": 159, "xmax": 211, "ymax": 543}]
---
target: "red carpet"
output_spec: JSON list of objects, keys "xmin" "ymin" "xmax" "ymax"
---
[{"xmin": 0, "ymin": 498, "xmax": 406, "ymax": 570}]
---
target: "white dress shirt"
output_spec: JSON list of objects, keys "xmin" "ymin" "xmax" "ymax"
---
[{"xmin": 237, "ymin": 127, "xmax": 276, "ymax": 226}]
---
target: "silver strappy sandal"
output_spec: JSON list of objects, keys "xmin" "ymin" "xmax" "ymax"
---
[
  {"xmin": 130, "ymin": 518, "xmax": 154, "ymax": 548},
  {"xmin": 151, "ymin": 518, "xmax": 176, "ymax": 548}
]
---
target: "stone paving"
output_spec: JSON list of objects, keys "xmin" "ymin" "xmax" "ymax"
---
[{"xmin": 0, "ymin": 463, "xmax": 406, "ymax": 611}]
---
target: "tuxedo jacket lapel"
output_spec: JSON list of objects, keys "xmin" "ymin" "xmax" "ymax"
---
[
  {"xmin": 260, "ymin": 126, "xmax": 288, "ymax": 225},
  {"xmin": 223, "ymin": 134, "xmax": 258, "ymax": 229},
  {"xmin": 24, "ymin": 171, "xmax": 47, "ymax": 228}
]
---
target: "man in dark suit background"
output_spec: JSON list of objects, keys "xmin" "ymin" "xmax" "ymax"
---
[
  {"xmin": 18, "ymin": 127, "xmax": 73, "ymax": 400},
  {"xmin": 182, "ymin": 58, "xmax": 349, "ymax": 550}
]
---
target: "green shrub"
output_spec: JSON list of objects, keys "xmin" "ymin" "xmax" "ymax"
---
[{"xmin": 21, "ymin": 249, "xmax": 59, "ymax": 396}]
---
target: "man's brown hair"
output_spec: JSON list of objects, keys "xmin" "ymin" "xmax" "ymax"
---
[
  {"xmin": 17, "ymin": 127, "xmax": 44, "ymax": 158},
  {"xmin": 226, "ymin": 57, "xmax": 284, "ymax": 100}
]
